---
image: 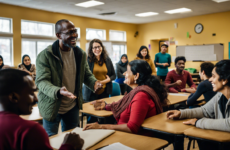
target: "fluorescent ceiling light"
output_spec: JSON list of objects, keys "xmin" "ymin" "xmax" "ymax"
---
[
  {"xmin": 135, "ymin": 12, "xmax": 159, "ymax": 17},
  {"xmin": 212, "ymin": 0, "xmax": 229, "ymax": 3},
  {"xmin": 164, "ymin": 8, "xmax": 192, "ymax": 14},
  {"xmin": 75, "ymin": 0, "xmax": 104, "ymax": 8}
]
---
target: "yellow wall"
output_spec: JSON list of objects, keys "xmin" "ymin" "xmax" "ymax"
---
[
  {"xmin": 137, "ymin": 11, "xmax": 230, "ymax": 70},
  {"xmin": 0, "ymin": 3, "xmax": 138, "ymax": 66}
]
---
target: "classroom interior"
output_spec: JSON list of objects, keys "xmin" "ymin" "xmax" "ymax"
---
[{"xmin": 1, "ymin": 0, "xmax": 230, "ymax": 150}]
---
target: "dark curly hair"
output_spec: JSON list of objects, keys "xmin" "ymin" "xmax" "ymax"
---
[
  {"xmin": 215, "ymin": 60, "xmax": 230, "ymax": 87},
  {"xmin": 136, "ymin": 45, "xmax": 150, "ymax": 59},
  {"xmin": 129, "ymin": 59, "xmax": 169, "ymax": 106},
  {"xmin": 88, "ymin": 39, "xmax": 108, "ymax": 66},
  {"xmin": 175, "ymin": 56, "xmax": 186, "ymax": 64},
  {"xmin": 200, "ymin": 62, "xmax": 214, "ymax": 78}
]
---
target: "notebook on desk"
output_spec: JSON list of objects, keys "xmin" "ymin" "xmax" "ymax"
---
[{"xmin": 50, "ymin": 127, "xmax": 115, "ymax": 150}]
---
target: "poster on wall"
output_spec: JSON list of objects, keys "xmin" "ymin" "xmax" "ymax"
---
[{"xmin": 169, "ymin": 37, "xmax": 176, "ymax": 45}]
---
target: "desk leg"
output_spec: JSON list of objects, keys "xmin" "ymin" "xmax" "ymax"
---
[
  {"xmin": 81, "ymin": 113, "xmax": 84, "ymax": 128},
  {"xmin": 173, "ymin": 135, "xmax": 184, "ymax": 150},
  {"xmin": 187, "ymin": 138, "xmax": 192, "ymax": 150},
  {"xmin": 218, "ymin": 143, "xmax": 223, "ymax": 150}
]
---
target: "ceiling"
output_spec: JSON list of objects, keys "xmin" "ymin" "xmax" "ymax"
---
[{"xmin": 1, "ymin": 0, "xmax": 230, "ymax": 24}]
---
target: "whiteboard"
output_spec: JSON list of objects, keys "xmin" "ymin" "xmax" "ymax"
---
[{"xmin": 176, "ymin": 44, "xmax": 224, "ymax": 61}]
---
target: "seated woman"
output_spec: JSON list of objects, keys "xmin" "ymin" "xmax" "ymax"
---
[
  {"xmin": 187, "ymin": 62, "xmax": 217, "ymax": 108},
  {"xmin": 115, "ymin": 54, "xmax": 132, "ymax": 95},
  {"xmin": 0, "ymin": 55, "xmax": 10, "ymax": 70},
  {"xmin": 18, "ymin": 55, "xmax": 36, "ymax": 80},
  {"xmin": 167, "ymin": 60, "xmax": 230, "ymax": 150},
  {"xmin": 83, "ymin": 59, "xmax": 168, "ymax": 134},
  {"xmin": 135, "ymin": 46, "xmax": 156, "ymax": 75}
]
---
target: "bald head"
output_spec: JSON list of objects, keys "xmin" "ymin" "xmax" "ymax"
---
[{"xmin": 55, "ymin": 19, "xmax": 71, "ymax": 34}]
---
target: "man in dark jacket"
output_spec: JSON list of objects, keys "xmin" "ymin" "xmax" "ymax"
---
[{"xmin": 36, "ymin": 19, "xmax": 102, "ymax": 136}]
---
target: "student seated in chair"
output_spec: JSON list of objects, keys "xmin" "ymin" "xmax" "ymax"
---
[
  {"xmin": 0, "ymin": 69, "xmax": 84, "ymax": 150},
  {"xmin": 165, "ymin": 56, "xmax": 196, "ymax": 93},
  {"xmin": 83, "ymin": 60, "xmax": 169, "ymax": 135},
  {"xmin": 187, "ymin": 62, "xmax": 217, "ymax": 107},
  {"xmin": 167, "ymin": 60, "xmax": 230, "ymax": 150}
]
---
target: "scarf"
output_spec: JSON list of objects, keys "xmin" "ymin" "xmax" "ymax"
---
[
  {"xmin": 118, "ymin": 54, "xmax": 128, "ymax": 67},
  {"xmin": 22, "ymin": 55, "xmax": 32, "ymax": 71},
  {"xmin": 0, "ymin": 55, "xmax": 4, "ymax": 70},
  {"xmin": 109, "ymin": 85, "xmax": 163, "ymax": 119}
]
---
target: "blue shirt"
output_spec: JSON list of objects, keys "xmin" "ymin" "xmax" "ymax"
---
[{"xmin": 154, "ymin": 53, "xmax": 171, "ymax": 76}]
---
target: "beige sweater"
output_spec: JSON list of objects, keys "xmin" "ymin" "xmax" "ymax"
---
[{"xmin": 17, "ymin": 64, "xmax": 36, "ymax": 80}]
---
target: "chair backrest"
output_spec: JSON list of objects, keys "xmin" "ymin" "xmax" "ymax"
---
[{"xmin": 110, "ymin": 81, "xmax": 121, "ymax": 97}]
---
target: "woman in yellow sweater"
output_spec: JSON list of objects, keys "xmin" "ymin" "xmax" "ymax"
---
[{"xmin": 135, "ymin": 46, "xmax": 156, "ymax": 74}]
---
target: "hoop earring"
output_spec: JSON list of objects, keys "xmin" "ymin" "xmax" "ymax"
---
[{"xmin": 134, "ymin": 80, "xmax": 136, "ymax": 84}]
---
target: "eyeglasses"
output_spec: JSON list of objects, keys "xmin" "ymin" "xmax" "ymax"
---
[
  {"xmin": 92, "ymin": 46, "xmax": 102, "ymax": 50},
  {"xmin": 60, "ymin": 29, "xmax": 78, "ymax": 36}
]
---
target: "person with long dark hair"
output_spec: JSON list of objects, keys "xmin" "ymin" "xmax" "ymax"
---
[
  {"xmin": 83, "ymin": 39, "xmax": 116, "ymax": 102},
  {"xmin": 135, "ymin": 45, "xmax": 156, "ymax": 75},
  {"xmin": 83, "ymin": 60, "xmax": 168, "ymax": 134},
  {"xmin": 115, "ymin": 54, "xmax": 131, "ymax": 95},
  {"xmin": 18, "ymin": 55, "xmax": 36, "ymax": 80},
  {"xmin": 0, "ymin": 55, "xmax": 10, "ymax": 70},
  {"xmin": 167, "ymin": 60, "xmax": 230, "ymax": 150}
]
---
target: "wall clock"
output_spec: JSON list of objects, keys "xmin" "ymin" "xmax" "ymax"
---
[{"xmin": 195, "ymin": 23, "xmax": 203, "ymax": 34}]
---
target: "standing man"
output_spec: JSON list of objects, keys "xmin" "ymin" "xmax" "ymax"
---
[
  {"xmin": 36, "ymin": 19, "xmax": 102, "ymax": 136},
  {"xmin": 154, "ymin": 44, "xmax": 171, "ymax": 81}
]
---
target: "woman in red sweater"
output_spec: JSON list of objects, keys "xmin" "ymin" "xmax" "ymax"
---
[{"xmin": 83, "ymin": 59, "xmax": 168, "ymax": 134}]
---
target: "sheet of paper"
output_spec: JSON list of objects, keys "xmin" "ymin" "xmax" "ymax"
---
[
  {"xmin": 100, "ymin": 142, "xmax": 136, "ymax": 150},
  {"xmin": 50, "ymin": 128, "xmax": 115, "ymax": 150},
  {"xmin": 169, "ymin": 93, "xmax": 188, "ymax": 96}
]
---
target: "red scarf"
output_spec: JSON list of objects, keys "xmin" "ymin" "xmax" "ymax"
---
[{"xmin": 108, "ymin": 85, "xmax": 163, "ymax": 119}]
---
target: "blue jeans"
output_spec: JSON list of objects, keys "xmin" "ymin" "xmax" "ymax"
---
[{"xmin": 43, "ymin": 104, "xmax": 79, "ymax": 137}]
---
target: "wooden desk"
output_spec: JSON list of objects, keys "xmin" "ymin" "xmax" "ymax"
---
[
  {"xmin": 142, "ymin": 112, "xmax": 191, "ymax": 135},
  {"xmin": 142, "ymin": 112, "xmax": 192, "ymax": 149},
  {"xmin": 81, "ymin": 95, "xmax": 123, "ymax": 117},
  {"xmin": 184, "ymin": 127, "xmax": 230, "ymax": 150},
  {"xmin": 20, "ymin": 105, "xmax": 42, "ymax": 121},
  {"xmin": 80, "ymin": 96, "xmax": 123, "ymax": 127},
  {"xmin": 168, "ymin": 93, "xmax": 204, "ymax": 105},
  {"xmin": 50, "ymin": 130, "xmax": 168, "ymax": 150}
]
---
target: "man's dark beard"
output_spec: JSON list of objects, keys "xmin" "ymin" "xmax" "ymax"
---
[{"xmin": 62, "ymin": 38, "xmax": 77, "ymax": 48}]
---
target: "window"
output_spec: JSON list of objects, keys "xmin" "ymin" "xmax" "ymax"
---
[
  {"xmin": 21, "ymin": 20, "xmax": 54, "ymax": 36},
  {"xmin": 0, "ymin": 17, "xmax": 12, "ymax": 33},
  {"xmin": 0, "ymin": 37, "xmax": 13, "ymax": 66},
  {"xmin": 111, "ymin": 44, "xmax": 126, "ymax": 65},
  {"xmin": 22, "ymin": 40, "xmax": 54, "ymax": 64},
  {"xmin": 86, "ymin": 28, "xmax": 106, "ymax": 40},
  {"xmin": 22, "ymin": 40, "xmax": 80, "ymax": 64},
  {"xmin": 109, "ymin": 30, "xmax": 126, "ymax": 41}
]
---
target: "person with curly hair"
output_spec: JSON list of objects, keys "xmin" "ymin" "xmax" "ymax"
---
[{"xmin": 83, "ymin": 39, "xmax": 116, "ymax": 102}]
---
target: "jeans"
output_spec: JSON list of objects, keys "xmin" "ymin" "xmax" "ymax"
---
[{"xmin": 43, "ymin": 104, "xmax": 79, "ymax": 137}]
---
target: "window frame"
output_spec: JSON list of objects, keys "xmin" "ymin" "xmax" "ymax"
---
[
  {"xmin": 109, "ymin": 30, "xmax": 127, "ymax": 42},
  {"xmin": 86, "ymin": 28, "xmax": 106, "ymax": 40},
  {"xmin": 111, "ymin": 42, "xmax": 127, "ymax": 67},
  {"xmin": 21, "ymin": 19, "xmax": 55, "ymax": 38},
  {"xmin": 0, "ymin": 36, "xmax": 13, "ymax": 66}
]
